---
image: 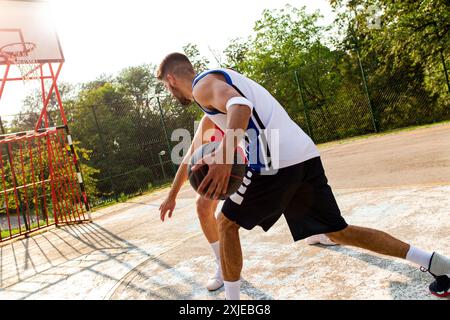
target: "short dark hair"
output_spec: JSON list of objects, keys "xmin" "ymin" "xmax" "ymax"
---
[{"xmin": 156, "ymin": 53, "xmax": 195, "ymax": 80}]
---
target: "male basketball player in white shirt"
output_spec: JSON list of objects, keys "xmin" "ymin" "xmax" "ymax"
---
[
  {"xmin": 158, "ymin": 53, "xmax": 450, "ymax": 300},
  {"xmin": 160, "ymin": 122, "xmax": 334, "ymax": 292}
]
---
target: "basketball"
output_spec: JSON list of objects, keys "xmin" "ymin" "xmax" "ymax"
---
[{"xmin": 188, "ymin": 142, "xmax": 246, "ymax": 200}]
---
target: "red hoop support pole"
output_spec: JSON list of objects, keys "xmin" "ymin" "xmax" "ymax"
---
[
  {"xmin": 39, "ymin": 64, "xmax": 49, "ymax": 128},
  {"xmin": 0, "ymin": 64, "xmax": 11, "ymax": 101},
  {"xmin": 49, "ymin": 63, "xmax": 68, "ymax": 126},
  {"xmin": 35, "ymin": 62, "xmax": 64, "ymax": 130}
]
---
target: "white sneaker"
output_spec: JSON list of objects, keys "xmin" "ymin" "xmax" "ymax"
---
[
  {"xmin": 305, "ymin": 234, "xmax": 337, "ymax": 246},
  {"xmin": 206, "ymin": 266, "xmax": 224, "ymax": 291},
  {"xmin": 207, "ymin": 278, "xmax": 224, "ymax": 291}
]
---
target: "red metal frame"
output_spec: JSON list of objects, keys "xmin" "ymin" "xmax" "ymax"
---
[
  {"xmin": 0, "ymin": 60, "xmax": 90, "ymax": 242},
  {"xmin": 0, "ymin": 129, "xmax": 88, "ymax": 242},
  {"xmin": 0, "ymin": 61, "xmax": 65, "ymax": 127}
]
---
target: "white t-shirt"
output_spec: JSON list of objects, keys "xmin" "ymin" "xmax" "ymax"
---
[{"xmin": 192, "ymin": 68, "xmax": 320, "ymax": 171}]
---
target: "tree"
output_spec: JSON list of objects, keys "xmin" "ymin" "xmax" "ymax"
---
[
  {"xmin": 222, "ymin": 4, "xmax": 372, "ymax": 141},
  {"xmin": 117, "ymin": 64, "xmax": 157, "ymax": 112},
  {"xmin": 330, "ymin": 0, "xmax": 450, "ymax": 129},
  {"xmin": 183, "ymin": 43, "xmax": 210, "ymax": 74},
  {"xmin": 9, "ymin": 82, "xmax": 76, "ymax": 132}
]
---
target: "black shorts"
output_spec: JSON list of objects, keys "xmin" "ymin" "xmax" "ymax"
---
[{"xmin": 221, "ymin": 157, "xmax": 348, "ymax": 241}]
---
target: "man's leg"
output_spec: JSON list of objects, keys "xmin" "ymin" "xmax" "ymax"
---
[
  {"xmin": 326, "ymin": 225, "xmax": 410, "ymax": 258},
  {"xmin": 195, "ymin": 195, "xmax": 223, "ymax": 291},
  {"xmin": 196, "ymin": 194, "xmax": 220, "ymax": 243},
  {"xmin": 218, "ymin": 212, "xmax": 243, "ymax": 300},
  {"xmin": 283, "ymin": 156, "xmax": 449, "ymax": 297},
  {"xmin": 326, "ymin": 225, "xmax": 450, "ymax": 297}
]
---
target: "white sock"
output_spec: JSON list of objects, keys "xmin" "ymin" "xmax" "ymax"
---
[
  {"xmin": 406, "ymin": 246, "xmax": 433, "ymax": 269},
  {"xmin": 224, "ymin": 280, "xmax": 241, "ymax": 300},
  {"xmin": 210, "ymin": 241, "xmax": 221, "ymax": 261},
  {"xmin": 210, "ymin": 241, "xmax": 222, "ymax": 279}
]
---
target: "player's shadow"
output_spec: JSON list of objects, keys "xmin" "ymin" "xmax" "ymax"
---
[
  {"xmin": 0, "ymin": 222, "xmax": 207, "ymax": 300},
  {"xmin": 315, "ymin": 244, "xmax": 434, "ymax": 299},
  {"xmin": 241, "ymin": 279, "xmax": 274, "ymax": 300}
]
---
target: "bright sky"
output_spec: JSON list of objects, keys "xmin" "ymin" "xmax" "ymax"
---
[{"xmin": 0, "ymin": 0, "xmax": 336, "ymax": 117}]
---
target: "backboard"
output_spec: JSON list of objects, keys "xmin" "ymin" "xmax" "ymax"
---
[{"xmin": 0, "ymin": 0, "xmax": 64, "ymax": 65}]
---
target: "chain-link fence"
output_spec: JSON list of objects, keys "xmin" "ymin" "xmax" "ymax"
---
[
  {"xmin": 270, "ymin": 47, "xmax": 450, "ymax": 144},
  {"xmin": 1, "ymin": 45, "xmax": 448, "ymax": 208},
  {"xmin": 68, "ymin": 98, "xmax": 198, "ymax": 207},
  {"xmin": 0, "ymin": 98, "xmax": 199, "ymax": 208}
]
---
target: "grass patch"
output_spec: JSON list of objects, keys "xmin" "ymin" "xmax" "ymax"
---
[
  {"xmin": 1, "ymin": 219, "xmax": 53, "ymax": 240},
  {"xmin": 90, "ymin": 182, "xmax": 172, "ymax": 212}
]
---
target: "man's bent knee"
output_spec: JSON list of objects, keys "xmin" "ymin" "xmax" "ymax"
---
[
  {"xmin": 218, "ymin": 212, "xmax": 240, "ymax": 234},
  {"xmin": 196, "ymin": 196, "xmax": 216, "ymax": 220}
]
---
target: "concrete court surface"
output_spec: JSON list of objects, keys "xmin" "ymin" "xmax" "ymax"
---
[{"xmin": 0, "ymin": 123, "xmax": 449, "ymax": 300}]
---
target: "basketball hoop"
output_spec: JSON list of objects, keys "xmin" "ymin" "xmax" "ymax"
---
[{"xmin": 0, "ymin": 42, "xmax": 40, "ymax": 81}]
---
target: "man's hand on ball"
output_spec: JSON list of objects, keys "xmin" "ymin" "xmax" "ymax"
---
[{"xmin": 193, "ymin": 153, "xmax": 232, "ymax": 200}]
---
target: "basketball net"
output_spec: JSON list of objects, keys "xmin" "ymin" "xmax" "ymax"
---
[{"xmin": 0, "ymin": 42, "xmax": 40, "ymax": 84}]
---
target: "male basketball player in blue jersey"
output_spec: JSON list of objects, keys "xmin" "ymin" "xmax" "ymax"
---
[{"xmin": 157, "ymin": 53, "xmax": 450, "ymax": 300}]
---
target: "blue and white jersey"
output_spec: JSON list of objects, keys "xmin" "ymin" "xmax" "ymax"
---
[{"xmin": 192, "ymin": 68, "xmax": 319, "ymax": 171}]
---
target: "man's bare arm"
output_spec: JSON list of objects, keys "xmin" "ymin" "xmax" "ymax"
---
[{"xmin": 168, "ymin": 115, "xmax": 216, "ymax": 197}]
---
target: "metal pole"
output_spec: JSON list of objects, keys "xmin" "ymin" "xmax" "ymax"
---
[
  {"xmin": 158, "ymin": 153, "xmax": 167, "ymax": 181},
  {"xmin": 440, "ymin": 49, "xmax": 450, "ymax": 94},
  {"xmin": 156, "ymin": 96, "xmax": 176, "ymax": 175},
  {"xmin": 356, "ymin": 49, "xmax": 378, "ymax": 133},
  {"xmin": 91, "ymin": 105, "xmax": 117, "ymax": 202},
  {"xmin": 0, "ymin": 64, "xmax": 11, "ymax": 102},
  {"xmin": 294, "ymin": 70, "xmax": 314, "ymax": 141}
]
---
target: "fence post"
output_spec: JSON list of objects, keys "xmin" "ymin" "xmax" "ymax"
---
[
  {"xmin": 441, "ymin": 49, "xmax": 450, "ymax": 94},
  {"xmin": 294, "ymin": 70, "xmax": 314, "ymax": 141},
  {"xmin": 356, "ymin": 49, "xmax": 379, "ymax": 133},
  {"xmin": 158, "ymin": 152, "xmax": 167, "ymax": 181},
  {"xmin": 90, "ymin": 105, "xmax": 117, "ymax": 202},
  {"xmin": 156, "ymin": 96, "xmax": 176, "ymax": 176}
]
